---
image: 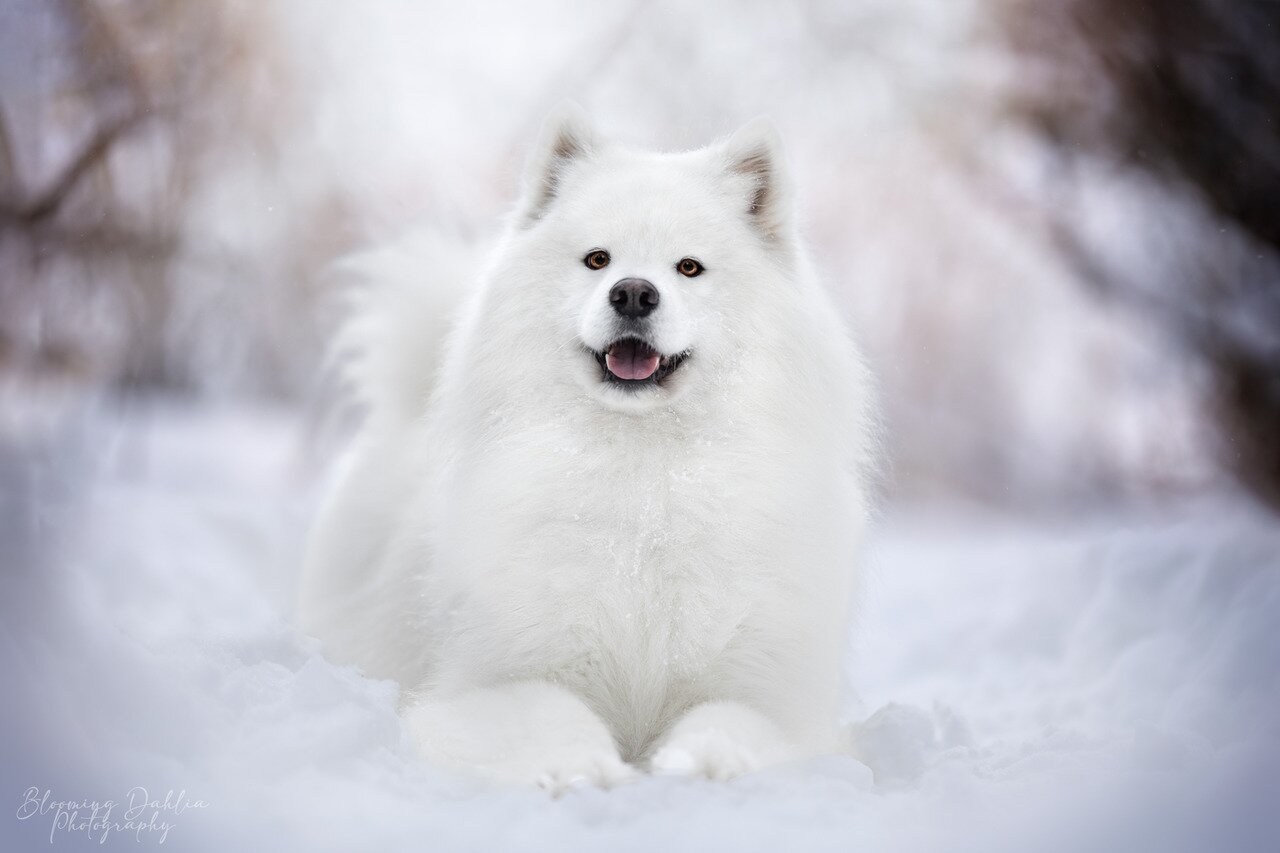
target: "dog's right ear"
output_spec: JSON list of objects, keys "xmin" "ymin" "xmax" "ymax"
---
[{"xmin": 517, "ymin": 102, "xmax": 598, "ymax": 226}]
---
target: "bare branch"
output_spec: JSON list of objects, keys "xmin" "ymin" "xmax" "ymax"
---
[{"xmin": 0, "ymin": 110, "xmax": 142, "ymax": 225}]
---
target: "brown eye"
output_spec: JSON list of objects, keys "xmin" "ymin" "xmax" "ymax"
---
[
  {"xmin": 584, "ymin": 249, "xmax": 611, "ymax": 270},
  {"xmin": 677, "ymin": 257, "xmax": 704, "ymax": 278}
]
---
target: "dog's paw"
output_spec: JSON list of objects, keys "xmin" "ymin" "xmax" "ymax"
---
[
  {"xmin": 403, "ymin": 681, "xmax": 637, "ymax": 793},
  {"xmin": 532, "ymin": 750, "xmax": 638, "ymax": 795},
  {"xmin": 649, "ymin": 731, "xmax": 764, "ymax": 781},
  {"xmin": 649, "ymin": 701, "xmax": 794, "ymax": 781}
]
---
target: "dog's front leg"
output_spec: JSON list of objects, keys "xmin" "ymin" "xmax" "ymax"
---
[
  {"xmin": 648, "ymin": 700, "xmax": 800, "ymax": 780},
  {"xmin": 403, "ymin": 680, "xmax": 634, "ymax": 793}
]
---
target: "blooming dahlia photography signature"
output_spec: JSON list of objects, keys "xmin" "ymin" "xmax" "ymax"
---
[{"xmin": 15, "ymin": 787, "xmax": 208, "ymax": 845}]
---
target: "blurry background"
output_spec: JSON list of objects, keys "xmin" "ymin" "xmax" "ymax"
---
[
  {"xmin": 1, "ymin": 0, "xmax": 1277, "ymax": 507},
  {"xmin": 3, "ymin": 4, "xmax": 1279, "ymax": 850}
]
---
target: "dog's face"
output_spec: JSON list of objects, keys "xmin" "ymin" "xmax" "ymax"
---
[{"xmin": 503, "ymin": 106, "xmax": 795, "ymax": 414}]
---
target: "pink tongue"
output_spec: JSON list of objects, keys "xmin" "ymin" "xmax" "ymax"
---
[{"xmin": 605, "ymin": 339, "xmax": 661, "ymax": 380}]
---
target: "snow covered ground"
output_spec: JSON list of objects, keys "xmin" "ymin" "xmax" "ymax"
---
[{"xmin": 3, "ymin": 402, "xmax": 1278, "ymax": 852}]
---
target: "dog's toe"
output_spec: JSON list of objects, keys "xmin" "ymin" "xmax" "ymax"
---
[{"xmin": 534, "ymin": 752, "xmax": 637, "ymax": 795}]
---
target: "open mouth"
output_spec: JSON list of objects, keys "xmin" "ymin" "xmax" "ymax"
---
[{"xmin": 593, "ymin": 337, "xmax": 688, "ymax": 387}]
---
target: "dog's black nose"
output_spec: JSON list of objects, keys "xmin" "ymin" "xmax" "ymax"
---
[{"xmin": 609, "ymin": 278, "xmax": 660, "ymax": 318}]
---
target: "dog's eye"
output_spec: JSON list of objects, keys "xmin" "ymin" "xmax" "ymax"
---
[
  {"xmin": 676, "ymin": 257, "xmax": 704, "ymax": 278},
  {"xmin": 584, "ymin": 249, "xmax": 611, "ymax": 270}
]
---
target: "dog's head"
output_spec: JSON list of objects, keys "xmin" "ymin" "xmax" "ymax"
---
[{"xmin": 499, "ymin": 104, "xmax": 797, "ymax": 414}]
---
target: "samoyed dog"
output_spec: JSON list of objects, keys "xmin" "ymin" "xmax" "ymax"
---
[{"xmin": 300, "ymin": 105, "xmax": 878, "ymax": 790}]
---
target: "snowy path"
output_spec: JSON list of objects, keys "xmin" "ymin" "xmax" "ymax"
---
[{"xmin": 3, "ymin": 404, "xmax": 1277, "ymax": 852}]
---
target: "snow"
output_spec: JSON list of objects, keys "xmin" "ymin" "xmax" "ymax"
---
[{"xmin": 3, "ymin": 403, "xmax": 1278, "ymax": 852}]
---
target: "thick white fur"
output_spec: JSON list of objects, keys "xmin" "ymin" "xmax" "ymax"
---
[{"xmin": 299, "ymin": 104, "xmax": 878, "ymax": 790}]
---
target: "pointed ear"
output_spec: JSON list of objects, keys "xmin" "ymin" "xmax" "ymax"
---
[
  {"xmin": 518, "ymin": 101, "xmax": 599, "ymax": 226},
  {"xmin": 721, "ymin": 117, "xmax": 792, "ymax": 241}
]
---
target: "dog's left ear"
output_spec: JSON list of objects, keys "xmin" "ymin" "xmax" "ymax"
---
[
  {"xmin": 518, "ymin": 101, "xmax": 599, "ymax": 226},
  {"xmin": 721, "ymin": 118, "xmax": 792, "ymax": 241}
]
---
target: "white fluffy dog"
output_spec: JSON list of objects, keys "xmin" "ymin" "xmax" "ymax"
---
[{"xmin": 299, "ymin": 105, "xmax": 878, "ymax": 790}]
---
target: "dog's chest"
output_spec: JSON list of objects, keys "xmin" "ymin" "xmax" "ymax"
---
[
  {"xmin": 457, "ymin": 418, "xmax": 772, "ymax": 679},
  {"xmin": 547, "ymin": 439, "xmax": 753, "ymax": 649}
]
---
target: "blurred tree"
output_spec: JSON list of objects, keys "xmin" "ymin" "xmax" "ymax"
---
[
  {"xmin": 1005, "ymin": 0, "xmax": 1280, "ymax": 510},
  {"xmin": 2, "ymin": 0, "xmax": 166, "ymax": 389},
  {"xmin": 0, "ymin": 0, "xmax": 297, "ymax": 400}
]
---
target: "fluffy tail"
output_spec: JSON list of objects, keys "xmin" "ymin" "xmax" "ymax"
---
[
  {"xmin": 328, "ymin": 228, "xmax": 472, "ymax": 428},
  {"xmin": 299, "ymin": 228, "xmax": 472, "ymax": 668}
]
